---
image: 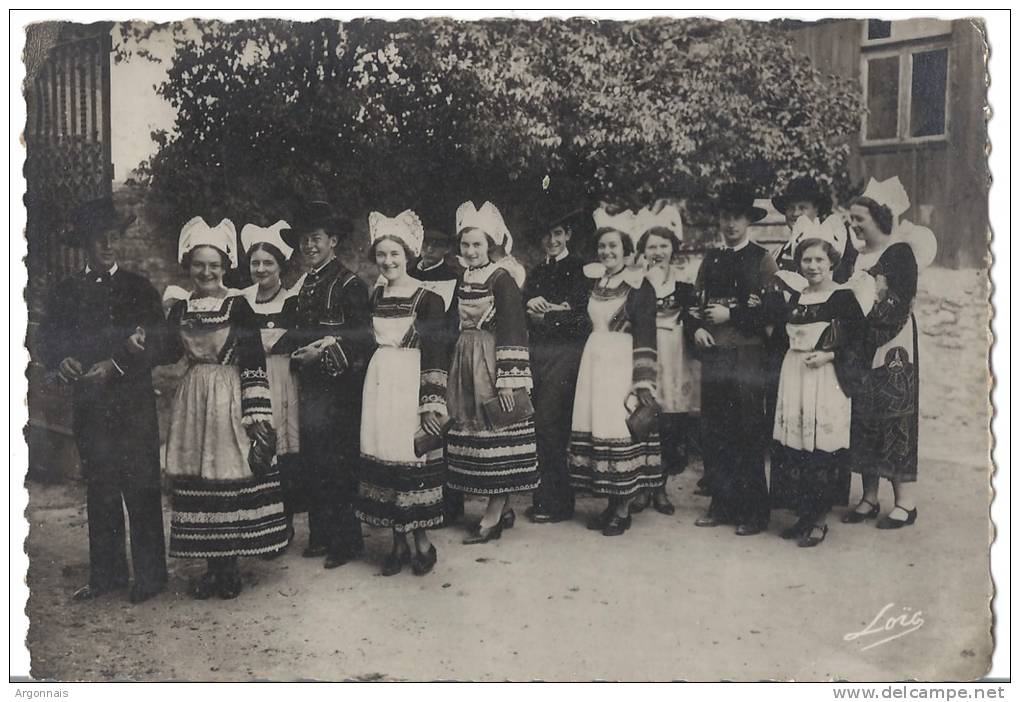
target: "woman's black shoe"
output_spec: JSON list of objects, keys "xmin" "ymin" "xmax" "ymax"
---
[
  {"xmin": 876, "ymin": 506, "xmax": 918, "ymax": 530},
  {"xmin": 586, "ymin": 506, "xmax": 614, "ymax": 531},
  {"xmin": 630, "ymin": 491, "xmax": 651, "ymax": 514},
  {"xmin": 652, "ymin": 491, "xmax": 675, "ymax": 516},
  {"xmin": 411, "ymin": 545, "xmax": 438, "ymax": 576},
  {"xmin": 781, "ymin": 519, "xmax": 811, "ymax": 540},
  {"xmin": 218, "ymin": 571, "xmax": 243, "ymax": 599},
  {"xmin": 190, "ymin": 572, "xmax": 219, "ymax": 600},
  {"xmin": 381, "ymin": 545, "xmax": 411, "ymax": 576},
  {"xmin": 798, "ymin": 524, "xmax": 828, "ymax": 547},
  {"xmin": 842, "ymin": 499, "xmax": 880, "ymax": 524},
  {"xmin": 500, "ymin": 509, "xmax": 516, "ymax": 529},
  {"xmin": 602, "ymin": 514, "xmax": 632, "ymax": 536},
  {"xmin": 463, "ymin": 521, "xmax": 503, "ymax": 545}
]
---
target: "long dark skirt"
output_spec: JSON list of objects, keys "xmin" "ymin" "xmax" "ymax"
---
[
  {"xmin": 700, "ymin": 345, "xmax": 770, "ymax": 526},
  {"xmin": 850, "ymin": 317, "xmax": 920, "ymax": 482},
  {"xmin": 769, "ymin": 444, "xmax": 851, "ymax": 519},
  {"xmin": 169, "ymin": 472, "xmax": 289, "ymax": 558}
]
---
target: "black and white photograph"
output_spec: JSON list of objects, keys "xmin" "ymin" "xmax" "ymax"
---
[{"xmin": 11, "ymin": 9, "xmax": 1007, "ymax": 685}]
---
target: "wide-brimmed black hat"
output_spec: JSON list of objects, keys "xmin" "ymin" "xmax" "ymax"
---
[
  {"xmin": 281, "ymin": 200, "xmax": 349, "ymax": 248},
  {"xmin": 526, "ymin": 202, "xmax": 592, "ymax": 242},
  {"xmin": 422, "ymin": 227, "xmax": 453, "ymax": 246},
  {"xmin": 713, "ymin": 183, "xmax": 768, "ymax": 223},
  {"xmin": 772, "ymin": 175, "xmax": 831, "ymax": 215},
  {"xmin": 64, "ymin": 198, "xmax": 136, "ymax": 246}
]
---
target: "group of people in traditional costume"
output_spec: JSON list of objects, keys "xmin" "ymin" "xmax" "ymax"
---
[{"xmin": 38, "ymin": 172, "xmax": 935, "ymax": 603}]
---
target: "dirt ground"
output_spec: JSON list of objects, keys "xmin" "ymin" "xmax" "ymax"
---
[{"xmin": 21, "ymin": 268, "xmax": 996, "ymax": 681}]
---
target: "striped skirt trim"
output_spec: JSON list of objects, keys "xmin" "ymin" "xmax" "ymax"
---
[
  {"xmin": 446, "ymin": 419, "xmax": 539, "ymax": 495},
  {"xmin": 169, "ymin": 473, "xmax": 289, "ymax": 558},
  {"xmin": 356, "ymin": 454, "xmax": 445, "ymax": 533},
  {"xmin": 568, "ymin": 431, "xmax": 664, "ymax": 497}
]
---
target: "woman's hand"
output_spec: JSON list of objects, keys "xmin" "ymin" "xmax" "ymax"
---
[
  {"xmin": 635, "ymin": 387, "xmax": 658, "ymax": 408},
  {"xmin": 703, "ymin": 304, "xmax": 731, "ymax": 325},
  {"xmin": 497, "ymin": 387, "xmax": 516, "ymax": 412},
  {"xmin": 874, "ymin": 273, "xmax": 889, "ymax": 301},
  {"xmin": 125, "ymin": 326, "xmax": 146, "ymax": 355},
  {"xmin": 421, "ymin": 411, "xmax": 447, "ymax": 437},
  {"xmin": 687, "ymin": 306, "xmax": 704, "ymax": 321},
  {"xmin": 694, "ymin": 328, "xmax": 716, "ymax": 349},
  {"xmin": 246, "ymin": 419, "xmax": 273, "ymax": 443},
  {"xmin": 747, "ymin": 294, "xmax": 762, "ymax": 308},
  {"xmin": 803, "ymin": 351, "xmax": 835, "ymax": 369}
]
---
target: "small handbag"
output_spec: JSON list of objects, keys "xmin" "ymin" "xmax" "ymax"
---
[
  {"xmin": 482, "ymin": 387, "xmax": 535, "ymax": 431},
  {"xmin": 624, "ymin": 391, "xmax": 660, "ymax": 443},
  {"xmin": 248, "ymin": 423, "xmax": 278, "ymax": 478},
  {"xmin": 413, "ymin": 415, "xmax": 454, "ymax": 458}
]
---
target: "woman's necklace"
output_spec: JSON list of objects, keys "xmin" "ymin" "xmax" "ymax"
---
[{"xmin": 256, "ymin": 282, "xmax": 283, "ymax": 304}]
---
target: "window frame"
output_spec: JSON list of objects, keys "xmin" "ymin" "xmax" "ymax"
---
[
  {"xmin": 860, "ymin": 38, "xmax": 951, "ymax": 147},
  {"xmin": 860, "ymin": 18, "xmax": 952, "ymax": 46}
]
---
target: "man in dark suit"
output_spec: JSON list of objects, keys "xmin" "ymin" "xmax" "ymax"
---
[
  {"xmin": 277, "ymin": 201, "xmax": 372, "ymax": 569},
  {"xmin": 35, "ymin": 198, "xmax": 168, "ymax": 604},
  {"xmin": 688, "ymin": 183, "xmax": 779, "ymax": 536},
  {"xmin": 523, "ymin": 207, "xmax": 591, "ymax": 523}
]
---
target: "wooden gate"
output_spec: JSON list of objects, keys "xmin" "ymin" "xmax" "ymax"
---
[{"xmin": 24, "ymin": 22, "xmax": 114, "ymax": 481}]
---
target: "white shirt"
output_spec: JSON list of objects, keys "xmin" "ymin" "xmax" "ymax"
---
[
  {"xmin": 544, "ymin": 248, "xmax": 569, "ymax": 265},
  {"xmin": 417, "ymin": 259, "xmax": 447, "ymax": 273},
  {"xmin": 720, "ymin": 237, "xmax": 751, "ymax": 252},
  {"xmin": 84, "ymin": 263, "xmax": 119, "ymax": 280}
]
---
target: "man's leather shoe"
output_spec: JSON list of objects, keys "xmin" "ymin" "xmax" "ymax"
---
[
  {"xmin": 525, "ymin": 506, "xmax": 572, "ymax": 524},
  {"xmin": 735, "ymin": 523, "xmax": 766, "ymax": 536},
  {"xmin": 324, "ymin": 550, "xmax": 360, "ymax": 569},
  {"xmin": 72, "ymin": 584, "xmax": 105, "ymax": 602},
  {"xmin": 302, "ymin": 544, "xmax": 327, "ymax": 558}
]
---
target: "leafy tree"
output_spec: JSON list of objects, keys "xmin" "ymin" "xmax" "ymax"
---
[{"xmin": 119, "ymin": 17, "xmax": 862, "ymax": 251}]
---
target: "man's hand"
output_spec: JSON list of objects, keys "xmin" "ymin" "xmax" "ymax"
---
[
  {"xmin": 290, "ymin": 337, "xmax": 333, "ymax": 365},
  {"xmin": 421, "ymin": 410, "xmax": 447, "ymax": 437},
  {"xmin": 694, "ymin": 328, "xmax": 716, "ymax": 350},
  {"xmin": 526, "ymin": 296, "xmax": 551, "ymax": 313},
  {"xmin": 703, "ymin": 304, "xmax": 731, "ymax": 325},
  {"xmin": 59, "ymin": 357, "xmax": 83, "ymax": 383},
  {"xmin": 497, "ymin": 387, "xmax": 516, "ymax": 413},
  {"xmin": 80, "ymin": 360, "xmax": 118, "ymax": 384}
]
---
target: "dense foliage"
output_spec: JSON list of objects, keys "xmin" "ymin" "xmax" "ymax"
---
[{"xmin": 119, "ymin": 17, "xmax": 862, "ymax": 237}]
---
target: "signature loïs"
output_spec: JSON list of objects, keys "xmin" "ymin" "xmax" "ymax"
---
[{"xmin": 844, "ymin": 603, "xmax": 925, "ymax": 651}]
